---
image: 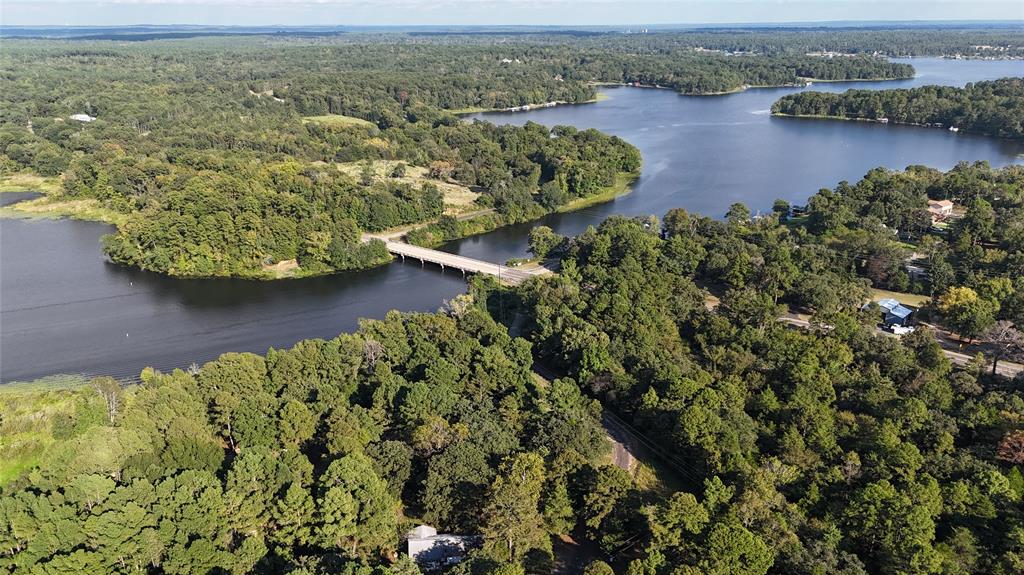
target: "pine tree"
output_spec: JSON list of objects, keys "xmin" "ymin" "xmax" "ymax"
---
[
  {"xmin": 317, "ymin": 453, "xmax": 397, "ymax": 557},
  {"xmin": 541, "ymin": 478, "xmax": 575, "ymax": 536},
  {"xmin": 272, "ymin": 483, "xmax": 315, "ymax": 552},
  {"xmin": 481, "ymin": 452, "xmax": 548, "ymax": 561}
]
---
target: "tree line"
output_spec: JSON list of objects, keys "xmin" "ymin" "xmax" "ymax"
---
[{"xmin": 772, "ymin": 78, "xmax": 1024, "ymax": 139}]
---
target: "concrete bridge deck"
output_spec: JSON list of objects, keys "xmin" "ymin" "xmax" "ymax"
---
[{"xmin": 381, "ymin": 240, "xmax": 550, "ymax": 285}]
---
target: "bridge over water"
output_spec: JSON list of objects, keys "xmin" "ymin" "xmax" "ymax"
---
[{"xmin": 380, "ymin": 240, "xmax": 550, "ymax": 285}]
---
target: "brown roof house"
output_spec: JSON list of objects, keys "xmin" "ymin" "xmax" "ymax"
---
[{"xmin": 928, "ymin": 199, "xmax": 955, "ymax": 223}]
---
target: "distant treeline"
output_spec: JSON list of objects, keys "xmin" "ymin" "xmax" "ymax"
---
[
  {"xmin": 771, "ymin": 78, "xmax": 1024, "ymax": 139},
  {"xmin": 6, "ymin": 26, "xmax": 1022, "ymax": 59}
]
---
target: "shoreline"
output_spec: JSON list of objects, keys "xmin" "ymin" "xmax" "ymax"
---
[
  {"xmin": 555, "ymin": 171, "xmax": 638, "ymax": 213},
  {"xmin": 449, "ymin": 92, "xmax": 610, "ymax": 116},
  {"xmin": 0, "ymin": 194, "xmax": 127, "ymax": 226},
  {"xmin": 769, "ymin": 112, "xmax": 1012, "ymax": 140},
  {"xmin": 685, "ymin": 74, "xmax": 911, "ymax": 96},
  {"xmin": 451, "ymin": 74, "xmax": 912, "ymax": 109},
  {"xmin": 1, "ymin": 169, "xmax": 639, "ymax": 282}
]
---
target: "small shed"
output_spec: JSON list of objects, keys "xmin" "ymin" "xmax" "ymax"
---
[
  {"xmin": 875, "ymin": 298, "xmax": 915, "ymax": 327},
  {"xmin": 69, "ymin": 113, "xmax": 96, "ymax": 123}
]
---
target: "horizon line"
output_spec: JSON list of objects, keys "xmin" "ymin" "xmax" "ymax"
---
[{"xmin": 4, "ymin": 19, "xmax": 1024, "ymax": 28}]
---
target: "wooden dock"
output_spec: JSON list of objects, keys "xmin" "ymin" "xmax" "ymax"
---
[{"xmin": 381, "ymin": 240, "xmax": 549, "ymax": 285}]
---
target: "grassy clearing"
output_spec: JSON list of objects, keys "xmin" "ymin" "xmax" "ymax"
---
[
  {"xmin": 556, "ymin": 172, "xmax": 638, "ymax": 214},
  {"xmin": 0, "ymin": 171, "xmax": 125, "ymax": 225},
  {"xmin": 261, "ymin": 258, "xmax": 301, "ymax": 279},
  {"xmin": 0, "ymin": 196, "xmax": 127, "ymax": 226},
  {"xmin": 870, "ymin": 288, "xmax": 932, "ymax": 308},
  {"xmin": 0, "ymin": 374, "xmax": 91, "ymax": 486},
  {"xmin": 302, "ymin": 114, "xmax": 377, "ymax": 129},
  {"xmin": 335, "ymin": 160, "xmax": 480, "ymax": 214},
  {"xmin": 0, "ymin": 173, "xmax": 62, "ymax": 194}
]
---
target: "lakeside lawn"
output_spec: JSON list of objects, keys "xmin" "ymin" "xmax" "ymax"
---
[
  {"xmin": 556, "ymin": 172, "xmax": 638, "ymax": 213},
  {"xmin": 448, "ymin": 92, "xmax": 610, "ymax": 115},
  {"xmin": 0, "ymin": 173, "xmax": 61, "ymax": 194}
]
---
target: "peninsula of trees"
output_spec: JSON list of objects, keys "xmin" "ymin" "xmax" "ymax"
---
[{"xmin": 771, "ymin": 78, "xmax": 1024, "ymax": 139}]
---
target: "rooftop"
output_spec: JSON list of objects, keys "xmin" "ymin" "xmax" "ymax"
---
[{"xmin": 876, "ymin": 298, "xmax": 914, "ymax": 319}]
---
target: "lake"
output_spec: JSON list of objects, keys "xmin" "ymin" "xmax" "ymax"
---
[{"xmin": 2, "ymin": 57, "xmax": 1022, "ymax": 382}]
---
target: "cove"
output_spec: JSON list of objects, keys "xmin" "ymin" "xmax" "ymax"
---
[{"xmin": 2, "ymin": 57, "xmax": 1022, "ymax": 382}]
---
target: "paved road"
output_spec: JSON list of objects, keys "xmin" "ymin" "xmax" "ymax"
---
[
  {"xmin": 942, "ymin": 347, "xmax": 1023, "ymax": 378},
  {"xmin": 532, "ymin": 362, "xmax": 638, "ymax": 472},
  {"xmin": 601, "ymin": 412, "xmax": 638, "ymax": 472}
]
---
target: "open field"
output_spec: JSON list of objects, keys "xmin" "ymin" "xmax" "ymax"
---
[
  {"xmin": 301, "ymin": 114, "xmax": 377, "ymax": 129},
  {"xmin": 335, "ymin": 159, "xmax": 481, "ymax": 214},
  {"xmin": 0, "ymin": 173, "xmax": 62, "ymax": 194},
  {"xmin": 870, "ymin": 287, "xmax": 932, "ymax": 308}
]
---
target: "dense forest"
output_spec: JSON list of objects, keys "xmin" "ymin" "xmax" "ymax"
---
[
  {"xmin": 4, "ymin": 28, "xmax": 1024, "ymax": 573},
  {"xmin": 598, "ymin": 27, "xmax": 1024, "ymax": 59},
  {"xmin": 744, "ymin": 162, "xmax": 1024, "ymax": 302},
  {"xmin": 3, "ymin": 163, "xmax": 1024, "ymax": 574},
  {"xmin": 772, "ymin": 78, "xmax": 1024, "ymax": 139},
  {"xmin": 0, "ymin": 305, "xmax": 612, "ymax": 574},
  {"xmin": 0, "ymin": 32, "xmax": 925, "ymax": 277},
  {"xmin": 482, "ymin": 163, "xmax": 1024, "ymax": 574}
]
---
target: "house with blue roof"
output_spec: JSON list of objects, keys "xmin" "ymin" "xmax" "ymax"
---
[{"xmin": 875, "ymin": 298, "xmax": 915, "ymax": 327}]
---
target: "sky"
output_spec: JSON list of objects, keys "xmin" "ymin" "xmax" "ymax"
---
[{"xmin": 2, "ymin": 0, "xmax": 1022, "ymax": 27}]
